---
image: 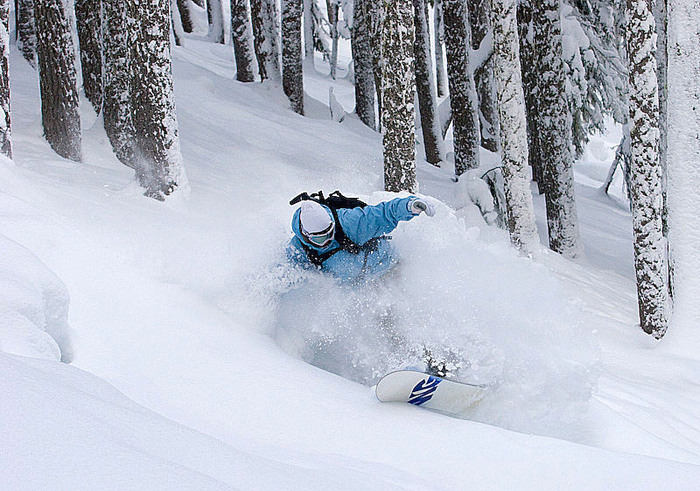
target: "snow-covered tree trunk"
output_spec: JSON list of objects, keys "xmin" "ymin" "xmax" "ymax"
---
[
  {"xmin": 0, "ymin": 0, "xmax": 11, "ymax": 158},
  {"xmin": 381, "ymin": 0, "xmax": 416, "ymax": 193},
  {"xmin": 103, "ymin": 0, "xmax": 138, "ymax": 169},
  {"xmin": 351, "ymin": 0, "xmax": 376, "ymax": 130},
  {"xmin": 532, "ymin": 0, "xmax": 581, "ymax": 257},
  {"xmin": 207, "ymin": 0, "xmax": 225, "ymax": 43},
  {"xmin": 128, "ymin": 0, "xmax": 188, "ymax": 199},
  {"xmin": 326, "ymin": 0, "xmax": 339, "ymax": 79},
  {"xmin": 413, "ymin": 0, "xmax": 443, "ymax": 165},
  {"xmin": 654, "ymin": 0, "xmax": 668, "ymax": 238},
  {"xmin": 176, "ymin": 0, "xmax": 194, "ymax": 32},
  {"xmin": 469, "ymin": 0, "xmax": 499, "ymax": 153},
  {"xmin": 75, "ymin": 0, "xmax": 103, "ymax": 114},
  {"xmin": 282, "ymin": 0, "xmax": 304, "ymax": 114},
  {"xmin": 171, "ymin": 0, "xmax": 186, "ymax": 46},
  {"xmin": 231, "ymin": 0, "xmax": 257, "ymax": 82},
  {"xmin": 303, "ymin": 0, "xmax": 314, "ymax": 61},
  {"xmin": 491, "ymin": 0, "xmax": 538, "ymax": 253},
  {"xmin": 517, "ymin": 0, "xmax": 545, "ymax": 193},
  {"xmin": 250, "ymin": 0, "xmax": 281, "ymax": 82},
  {"xmin": 443, "ymin": 0, "xmax": 480, "ymax": 175},
  {"xmin": 665, "ymin": 0, "xmax": 700, "ymax": 342},
  {"xmin": 433, "ymin": 0, "xmax": 447, "ymax": 98},
  {"xmin": 16, "ymin": 0, "xmax": 36, "ymax": 68},
  {"xmin": 361, "ymin": 0, "xmax": 383, "ymax": 125},
  {"xmin": 628, "ymin": 0, "xmax": 668, "ymax": 338},
  {"xmin": 34, "ymin": 0, "xmax": 82, "ymax": 162}
]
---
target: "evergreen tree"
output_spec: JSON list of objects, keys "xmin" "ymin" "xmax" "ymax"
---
[
  {"xmin": 207, "ymin": 0, "xmax": 225, "ymax": 44},
  {"xmin": 303, "ymin": 0, "xmax": 314, "ymax": 61},
  {"xmin": 361, "ymin": 0, "xmax": 383, "ymax": 124},
  {"xmin": 103, "ymin": 0, "xmax": 138, "ymax": 169},
  {"xmin": 0, "ymin": 0, "xmax": 11, "ymax": 158},
  {"xmin": 282, "ymin": 0, "xmax": 304, "ymax": 114},
  {"xmin": 413, "ymin": 0, "xmax": 443, "ymax": 165},
  {"xmin": 627, "ymin": 0, "xmax": 668, "ymax": 338},
  {"xmin": 250, "ymin": 0, "xmax": 281, "ymax": 82},
  {"xmin": 532, "ymin": 0, "xmax": 581, "ymax": 257},
  {"xmin": 34, "ymin": 0, "xmax": 82, "ymax": 162},
  {"xmin": 75, "ymin": 0, "xmax": 103, "ymax": 114},
  {"xmin": 433, "ymin": 0, "xmax": 447, "ymax": 98},
  {"xmin": 176, "ymin": 0, "xmax": 194, "ymax": 33},
  {"xmin": 326, "ymin": 0, "xmax": 339, "ymax": 78},
  {"xmin": 351, "ymin": 0, "xmax": 376, "ymax": 129},
  {"xmin": 231, "ymin": 0, "xmax": 256, "ymax": 82},
  {"xmin": 442, "ymin": 0, "xmax": 480, "ymax": 175},
  {"xmin": 382, "ymin": 0, "xmax": 416, "ymax": 192},
  {"xmin": 16, "ymin": 0, "xmax": 36, "ymax": 68},
  {"xmin": 491, "ymin": 0, "xmax": 538, "ymax": 253},
  {"xmin": 128, "ymin": 0, "xmax": 188, "ymax": 199},
  {"xmin": 468, "ymin": 0, "xmax": 498, "ymax": 152}
]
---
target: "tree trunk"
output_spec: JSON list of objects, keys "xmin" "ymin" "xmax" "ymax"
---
[
  {"xmin": 303, "ymin": 0, "xmax": 314, "ymax": 61},
  {"xmin": 361, "ymin": 0, "xmax": 383, "ymax": 127},
  {"xmin": 0, "ymin": 0, "xmax": 11, "ymax": 158},
  {"xmin": 381, "ymin": 0, "xmax": 416, "ymax": 193},
  {"xmin": 231, "ymin": 0, "xmax": 256, "ymax": 82},
  {"xmin": 16, "ymin": 0, "xmax": 36, "ymax": 68},
  {"xmin": 75, "ymin": 0, "xmax": 103, "ymax": 114},
  {"xmin": 34, "ymin": 0, "xmax": 82, "ymax": 162},
  {"xmin": 351, "ymin": 0, "xmax": 376, "ymax": 130},
  {"xmin": 666, "ymin": 0, "xmax": 700, "ymax": 343},
  {"xmin": 207, "ymin": 0, "xmax": 225, "ymax": 43},
  {"xmin": 433, "ymin": 0, "xmax": 447, "ymax": 98},
  {"xmin": 282, "ymin": 0, "xmax": 304, "ymax": 114},
  {"xmin": 250, "ymin": 0, "xmax": 281, "ymax": 82},
  {"xmin": 103, "ymin": 0, "xmax": 138, "ymax": 169},
  {"xmin": 413, "ymin": 0, "xmax": 442, "ymax": 165},
  {"xmin": 443, "ymin": 0, "xmax": 480, "ymax": 175},
  {"xmin": 469, "ymin": 0, "xmax": 499, "ymax": 152},
  {"xmin": 128, "ymin": 0, "xmax": 188, "ymax": 199},
  {"xmin": 176, "ymin": 0, "xmax": 193, "ymax": 33},
  {"xmin": 532, "ymin": 0, "xmax": 581, "ymax": 257},
  {"xmin": 325, "ymin": 0, "xmax": 339, "ymax": 78},
  {"xmin": 490, "ymin": 0, "xmax": 538, "ymax": 254}
]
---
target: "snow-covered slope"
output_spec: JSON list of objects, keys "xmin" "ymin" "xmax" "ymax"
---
[{"xmin": 2, "ymin": 34, "xmax": 700, "ymax": 490}]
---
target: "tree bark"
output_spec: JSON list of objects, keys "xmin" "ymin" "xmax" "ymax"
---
[
  {"xmin": 176, "ymin": 0, "xmax": 193, "ymax": 33},
  {"xmin": 16, "ymin": 0, "xmax": 36, "ymax": 68},
  {"xmin": 231, "ymin": 0, "xmax": 256, "ymax": 82},
  {"xmin": 75, "ymin": 0, "xmax": 103, "ymax": 114},
  {"xmin": 207, "ymin": 0, "xmax": 225, "ymax": 43},
  {"xmin": 282, "ymin": 0, "xmax": 304, "ymax": 114},
  {"xmin": 34, "ymin": 0, "xmax": 82, "ymax": 161},
  {"xmin": 443, "ymin": 0, "xmax": 480, "ymax": 175},
  {"xmin": 382, "ymin": 0, "xmax": 416, "ymax": 193},
  {"xmin": 361, "ymin": 0, "xmax": 383, "ymax": 127},
  {"xmin": 250, "ymin": 0, "xmax": 281, "ymax": 82},
  {"xmin": 0, "ymin": 0, "xmax": 11, "ymax": 158},
  {"xmin": 433, "ymin": 0, "xmax": 447, "ymax": 98},
  {"xmin": 351, "ymin": 0, "xmax": 376, "ymax": 129},
  {"xmin": 490, "ymin": 0, "xmax": 538, "ymax": 254}
]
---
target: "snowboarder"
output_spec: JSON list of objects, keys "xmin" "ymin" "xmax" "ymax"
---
[{"xmin": 287, "ymin": 193, "xmax": 436, "ymax": 283}]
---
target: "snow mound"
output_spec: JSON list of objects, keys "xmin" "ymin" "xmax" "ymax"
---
[
  {"xmin": 0, "ymin": 234, "xmax": 73, "ymax": 362},
  {"xmin": 270, "ymin": 193, "xmax": 600, "ymax": 439}
]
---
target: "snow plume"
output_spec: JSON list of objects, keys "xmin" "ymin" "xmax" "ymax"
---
[{"xmin": 271, "ymin": 196, "xmax": 600, "ymax": 439}]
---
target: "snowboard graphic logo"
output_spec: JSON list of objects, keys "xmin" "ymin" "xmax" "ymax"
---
[{"xmin": 408, "ymin": 376, "xmax": 442, "ymax": 406}]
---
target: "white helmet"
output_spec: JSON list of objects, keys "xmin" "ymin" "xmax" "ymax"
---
[{"xmin": 299, "ymin": 201, "xmax": 335, "ymax": 248}]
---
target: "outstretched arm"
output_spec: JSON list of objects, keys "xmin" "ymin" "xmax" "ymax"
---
[{"xmin": 338, "ymin": 197, "xmax": 417, "ymax": 246}]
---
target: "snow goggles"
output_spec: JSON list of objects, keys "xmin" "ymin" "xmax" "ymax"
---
[{"xmin": 302, "ymin": 221, "xmax": 335, "ymax": 248}]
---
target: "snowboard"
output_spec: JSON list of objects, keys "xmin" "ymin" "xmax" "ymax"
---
[{"xmin": 374, "ymin": 370, "xmax": 487, "ymax": 417}]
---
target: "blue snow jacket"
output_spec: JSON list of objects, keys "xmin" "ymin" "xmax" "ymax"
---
[{"xmin": 288, "ymin": 196, "xmax": 417, "ymax": 283}]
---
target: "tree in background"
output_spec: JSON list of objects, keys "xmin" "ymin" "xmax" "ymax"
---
[
  {"xmin": 0, "ymin": 0, "xmax": 11, "ymax": 158},
  {"xmin": 282, "ymin": 0, "xmax": 304, "ymax": 114},
  {"xmin": 442, "ymin": 0, "xmax": 480, "ymax": 175},
  {"xmin": 491, "ymin": 0, "xmax": 538, "ymax": 254},
  {"xmin": 360, "ymin": 0, "xmax": 383, "ymax": 125},
  {"xmin": 381, "ymin": 0, "xmax": 416, "ymax": 192},
  {"xmin": 325, "ymin": 0, "xmax": 340, "ymax": 79},
  {"xmin": 351, "ymin": 0, "xmax": 376, "ymax": 130},
  {"xmin": 469, "ymin": 0, "xmax": 498, "ymax": 153},
  {"xmin": 75, "ymin": 0, "xmax": 103, "ymax": 114},
  {"xmin": 413, "ymin": 0, "xmax": 443, "ymax": 165},
  {"xmin": 231, "ymin": 0, "xmax": 256, "ymax": 82},
  {"xmin": 16, "ymin": 0, "xmax": 36, "ymax": 68},
  {"xmin": 207, "ymin": 0, "xmax": 225, "ymax": 43},
  {"xmin": 250, "ymin": 0, "xmax": 281, "ymax": 82},
  {"xmin": 531, "ymin": 0, "xmax": 581, "ymax": 257},
  {"xmin": 128, "ymin": 0, "xmax": 188, "ymax": 199},
  {"xmin": 433, "ymin": 0, "xmax": 447, "ymax": 98},
  {"xmin": 176, "ymin": 0, "xmax": 194, "ymax": 32},
  {"xmin": 34, "ymin": 0, "xmax": 82, "ymax": 162}
]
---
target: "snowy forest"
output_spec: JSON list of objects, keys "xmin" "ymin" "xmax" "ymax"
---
[{"xmin": 2, "ymin": 0, "xmax": 700, "ymax": 489}]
